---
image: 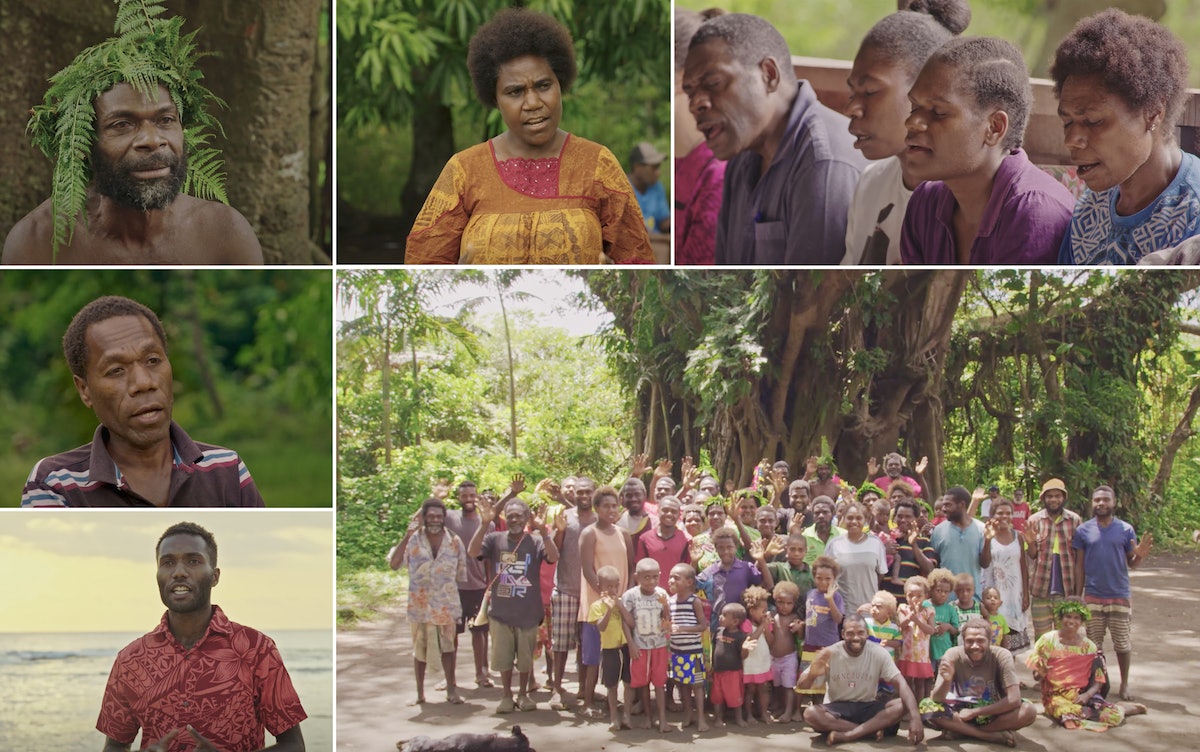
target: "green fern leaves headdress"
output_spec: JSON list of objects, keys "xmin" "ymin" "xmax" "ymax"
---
[{"xmin": 26, "ymin": 0, "xmax": 228, "ymax": 257}]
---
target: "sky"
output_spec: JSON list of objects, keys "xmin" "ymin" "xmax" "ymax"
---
[
  {"xmin": 337, "ymin": 269, "xmax": 613, "ymax": 338},
  {"xmin": 0, "ymin": 509, "xmax": 333, "ymax": 633}
]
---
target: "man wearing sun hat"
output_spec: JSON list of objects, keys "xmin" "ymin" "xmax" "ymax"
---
[
  {"xmin": 627, "ymin": 141, "xmax": 670, "ymax": 234},
  {"xmin": 1022, "ymin": 478, "xmax": 1084, "ymax": 639}
]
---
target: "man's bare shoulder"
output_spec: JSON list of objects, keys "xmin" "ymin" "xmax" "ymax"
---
[
  {"xmin": 1, "ymin": 200, "xmax": 56, "ymax": 265},
  {"xmin": 3, "ymin": 195, "xmax": 262, "ymax": 265},
  {"xmin": 174, "ymin": 195, "xmax": 264, "ymax": 265}
]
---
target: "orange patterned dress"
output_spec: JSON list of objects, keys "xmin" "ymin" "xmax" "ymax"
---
[{"xmin": 405, "ymin": 134, "xmax": 654, "ymax": 264}]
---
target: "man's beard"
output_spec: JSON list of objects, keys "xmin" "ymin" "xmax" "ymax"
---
[{"xmin": 91, "ymin": 146, "xmax": 187, "ymax": 210}]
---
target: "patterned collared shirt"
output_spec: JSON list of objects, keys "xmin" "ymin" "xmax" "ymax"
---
[
  {"xmin": 97, "ymin": 606, "xmax": 306, "ymax": 752},
  {"xmin": 405, "ymin": 530, "xmax": 468, "ymax": 625},
  {"xmin": 1026, "ymin": 508, "xmax": 1084, "ymax": 598}
]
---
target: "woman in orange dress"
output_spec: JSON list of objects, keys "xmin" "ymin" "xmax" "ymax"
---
[{"xmin": 405, "ymin": 8, "xmax": 654, "ymax": 265}]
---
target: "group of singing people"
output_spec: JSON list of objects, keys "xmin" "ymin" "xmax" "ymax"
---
[
  {"xmin": 393, "ymin": 453, "xmax": 1153, "ymax": 743},
  {"xmin": 405, "ymin": 2, "xmax": 1198, "ymax": 266},
  {"xmin": 676, "ymin": 2, "xmax": 1200, "ymax": 265}
]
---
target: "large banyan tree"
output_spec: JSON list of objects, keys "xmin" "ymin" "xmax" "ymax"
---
[{"xmin": 582, "ymin": 269, "xmax": 1200, "ymax": 525}]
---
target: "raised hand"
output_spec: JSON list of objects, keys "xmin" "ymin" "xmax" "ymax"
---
[
  {"xmin": 1135, "ymin": 531, "xmax": 1154, "ymax": 560},
  {"xmin": 631, "ymin": 453, "xmax": 650, "ymax": 478},
  {"xmin": 825, "ymin": 579, "xmax": 839, "ymax": 598},
  {"xmin": 764, "ymin": 536, "xmax": 785, "ymax": 560},
  {"xmin": 809, "ymin": 647, "xmax": 833, "ymax": 677},
  {"xmin": 1022, "ymin": 522, "xmax": 1040, "ymax": 549},
  {"xmin": 510, "ymin": 473, "xmax": 526, "ymax": 495},
  {"xmin": 768, "ymin": 468, "xmax": 787, "ymax": 502},
  {"xmin": 407, "ymin": 509, "xmax": 423, "ymax": 533},
  {"xmin": 750, "ymin": 538, "xmax": 767, "ymax": 560},
  {"xmin": 554, "ymin": 509, "xmax": 569, "ymax": 533},
  {"xmin": 805, "ymin": 456, "xmax": 818, "ymax": 477},
  {"xmin": 478, "ymin": 497, "xmax": 496, "ymax": 525},
  {"xmin": 914, "ymin": 456, "xmax": 929, "ymax": 475},
  {"xmin": 866, "ymin": 456, "xmax": 880, "ymax": 477},
  {"xmin": 655, "ymin": 458, "xmax": 674, "ymax": 477},
  {"xmin": 938, "ymin": 656, "xmax": 954, "ymax": 684},
  {"xmin": 431, "ymin": 478, "xmax": 451, "ymax": 500},
  {"xmin": 984, "ymin": 519, "xmax": 997, "ymax": 541}
]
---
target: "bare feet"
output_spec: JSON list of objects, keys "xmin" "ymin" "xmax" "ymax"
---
[
  {"xmin": 659, "ymin": 721, "xmax": 675, "ymax": 733},
  {"xmin": 636, "ymin": 717, "xmax": 653, "ymax": 730},
  {"xmin": 734, "ymin": 715, "xmax": 748, "ymax": 727},
  {"xmin": 1001, "ymin": 730, "xmax": 1016, "ymax": 747},
  {"xmin": 407, "ymin": 695, "xmax": 425, "ymax": 707},
  {"xmin": 1122, "ymin": 702, "xmax": 1148, "ymax": 716},
  {"xmin": 581, "ymin": 707, "xmax": 605, "ymax": 720},
  {"xmin": 1119, "ymin": 684, "xmax": 1135, "ymax": 701},
  {"xmin": 696, "ymin": 719, "xmax": 710, "ymax": 732},
  {"xmin": 608, "ymin": 722, "xmax": 622, "ymax": 733},
  {"xmin": 445, "ymin": 690, "xmax": 464, "ymax": 704},
  {"xmin": 476, "ymin": 674, "xmax": 494, "ymax": 688},
  {"xmin": 827, "ymin": 731, "xmax": 846, "ymax": 745}
]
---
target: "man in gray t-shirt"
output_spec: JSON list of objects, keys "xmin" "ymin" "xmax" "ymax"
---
[
  {"xmin": 798, "ymin": 614, "xmax": 923, "ymax": 744},
  {"xmin": 922, "ymin": 618, "xmax": 1037, "ymax": 744}
]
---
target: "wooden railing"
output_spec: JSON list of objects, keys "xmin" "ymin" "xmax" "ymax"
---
[{"xmin": 793, "ymin": 55, "xmax": 1200, "ymax": 166}]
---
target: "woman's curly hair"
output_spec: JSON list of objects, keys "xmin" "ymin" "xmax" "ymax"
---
[
  {"xmin": 1050, "ymin": 8, "xmax": 1189, "ymax": 132},
  {"xmin": 467, "ymin": 8, "xmax": 577, "ymax": 109}
]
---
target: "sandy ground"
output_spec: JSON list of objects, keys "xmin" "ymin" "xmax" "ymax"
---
[{"xmin": 337, "ymin": 553, "xmax": 1199, "ymax": 752}]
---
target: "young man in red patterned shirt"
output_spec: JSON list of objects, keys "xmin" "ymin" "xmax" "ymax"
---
[{"xmin": 97, "ymin": 522, "xmax": 306, "ymax": 751}]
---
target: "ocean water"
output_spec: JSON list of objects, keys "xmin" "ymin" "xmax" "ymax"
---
[{"xmin": 0, "ymin": 630, "xmax": 332, "ymax": 751}]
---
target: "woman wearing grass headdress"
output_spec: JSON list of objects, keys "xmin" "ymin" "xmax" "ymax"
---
[
  {"xmin": 2, "ymin": 0, "xmax": 261, "ymax": 265},
  {"xmin": 1025, "ymin": 598, "xmax": 1147, "ymax": 730}
]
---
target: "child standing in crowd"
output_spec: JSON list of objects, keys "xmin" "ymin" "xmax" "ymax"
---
[
  {"xmin": 863, "ymin": 590, "xmax": 903, "ymax": 657},
  {"xmin": 697, "ymin": 527, "xmax": 763, "ymax": 632},
  {"xmin": 797, "ymin": 556, "xmax": 845, "ymax": 707},
  {"xmin": 741, "ymin": 586, "xmax": 774, "ymax": 723},
  {"xmin": 711, "ymin": 602, "xmax": 750, "ymax": 728},
  {"xmin": 619, "ymin": 558, "xmax": 673, "ymax": 733},
  {"xmin": 586, "ymin": 566, "xmax": 630, "ymax": 732},
  {"xmin": 981, "ymin": 586, "xmax": 1009, "ymax": 647},
  {"xmin": 667, "ymin": 563, "xmax": 708, "ymax": 732},
  {"xmin": 896, "ymin": 575, "xmax": 936, "ymax": 700},
  {"xmin": 768, "ymin": 580, "xmax": 804, "ymax": 723},
  {"xmin": 927, "ymin": 568, "xmax": 960, "ymax": 671},
  {"xmin": 952, "ymin": 572, "xmax": 982, "ymax": 644},
  {"xmin": 758, "ymin": 533, "xmax": 814, "ymax": 599}
]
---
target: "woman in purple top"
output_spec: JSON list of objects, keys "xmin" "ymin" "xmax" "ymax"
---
[{"xmin": 899, "ymin": 37, "xmax": 1074, "ymax": 265}]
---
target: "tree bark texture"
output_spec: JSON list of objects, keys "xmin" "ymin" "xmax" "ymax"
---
[{"xmin": 0, "ymin": 0, "xmax": 330, "ymax": 263}]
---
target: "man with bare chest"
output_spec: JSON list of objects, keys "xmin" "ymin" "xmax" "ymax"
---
[
  {"xmin": 2, "ymin": 1, "xmax": 262, "ymax": 265},
  {"xmin": 20, "ymin": 296, "xmax": 264, "ymax": 508}
]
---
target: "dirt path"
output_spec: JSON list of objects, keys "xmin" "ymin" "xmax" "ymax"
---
[{"xmin": 337, "ymin": 553, "xmax": 1199, "ymax": 751}]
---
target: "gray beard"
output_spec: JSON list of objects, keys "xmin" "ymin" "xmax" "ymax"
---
[{"xmin": 91, "ymin": 147, "xmax": 187, "ymax": 211}]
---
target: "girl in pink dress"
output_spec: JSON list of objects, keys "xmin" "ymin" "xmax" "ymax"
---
[{"xmin": 895, "ymin": 575, "xmax": 936, "ymax": 700}]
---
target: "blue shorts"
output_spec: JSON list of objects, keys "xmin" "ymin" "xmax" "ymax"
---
[
  {"xmin": 580, "ymin": 622, "xmax": 601, "ymax": 666},
  {"xmin": 669, "ymin": 650, "xmax": 706, "ymax": 685}
]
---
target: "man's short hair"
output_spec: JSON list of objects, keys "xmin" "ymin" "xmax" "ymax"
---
[
  {"xmin": 944, "ymin": 486, "xmax": 971, "ymax": 507},
  {"xmin": 961, "ymin": 616, "xmax": 992, "ymax": 639},
  {"xmin": 689, "ymin": 13, "xmax": 797, "ymax": 87},
  {"xmin": 929, "ymin": 36, "xmax": 1031, "ymax": 150},
  {"xmin": 711, "ymin": 527, "xmax": 738, "ymax": 545},
  {"xmin": 575, "ymin": 476, "xmax": 596, "ymax": 490},
  {"xmin": 157, "ymin": 521, "xmax": 218, "ymax": 566},
  {"xmin": 623, "ymin": 477, "xmax": 647, "ymax": 493},
  {"xmin": 420, "ymin": 498, "xmax": 446, "ymax": 518},
  {"xmin": 842, "ymin": 612, "xmax": 868, "ymax": 630},
  {"xmin": 810, "ymin": 495, "xmax": 836, "ymax": 513},
  {"xmin": 63, "ymin": 296, "xmax": 168, "ymax": 379}
]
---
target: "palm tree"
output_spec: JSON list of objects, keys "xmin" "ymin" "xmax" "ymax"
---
[{"xmin": 337, "ymin": 270, "xmax": 479, "ymax": 465}]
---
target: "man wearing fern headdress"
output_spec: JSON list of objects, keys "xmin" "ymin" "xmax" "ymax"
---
[{"xmin": 1, "ymin": 0, "xmax": 262, "ymax": 265}]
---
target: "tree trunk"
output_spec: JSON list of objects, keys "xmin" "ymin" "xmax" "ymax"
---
[
  {"xmin": 500, "ymin": 291, "xmax": 518, "ymax": 458},
  {"xmin": 0, "ymin": 1, "xmax": 329, "ymax": 262},
  {"xmin": 399, "ymin": 86, "xmax": 457, "ymax": 256},
  {"xmin": 1150, "ymin": 378, "xmax": 1200, "ymax": 502},
  {"xmin": 0, "ymin": 0, "xmax": 113, "ymax": 236},
  {"xmin": 410, "ymin": 335, "xmax": 421, "ymax": 447},
  {"xmin": 183, "ymin": 271, "xmax": 225, "ymax": 420},
  {"xmin": 381, "ymin": 298, "xmax": 392, "ymax": 466}
]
